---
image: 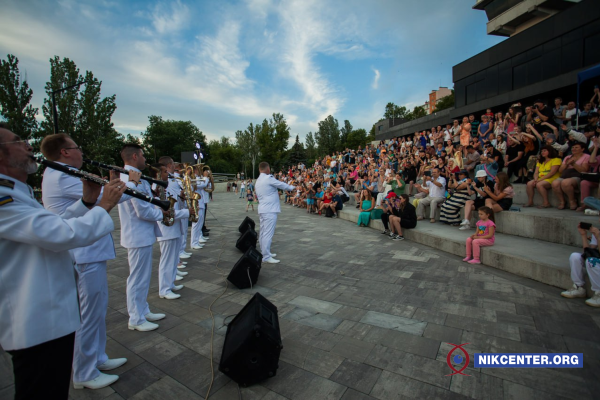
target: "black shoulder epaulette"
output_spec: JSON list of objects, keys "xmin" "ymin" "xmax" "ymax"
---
[{"xmin": 0, "ymin": 179, "xmax": 15, "ymax": 190}]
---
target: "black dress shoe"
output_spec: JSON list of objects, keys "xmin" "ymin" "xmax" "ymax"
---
[
  {"xmin": 204, "ymin": 228, "xmax": 210, "ymax": 232},
  {"xmin": 202, "ymin": 232, "xmax": 210, "ymax": 237}
]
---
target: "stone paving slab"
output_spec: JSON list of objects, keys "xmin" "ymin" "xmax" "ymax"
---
[{"xmin": 1, "ymin": 190, "xmax": 599, "ymax": 399}]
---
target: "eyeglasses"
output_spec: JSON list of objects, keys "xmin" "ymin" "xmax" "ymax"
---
[
  {"xmin": 0, "ymin": 137, "xmax": 32, "ymax": 146},
  {"xmin": 63, "ymin": 146, "xmax": 83, "ymax": 151}
]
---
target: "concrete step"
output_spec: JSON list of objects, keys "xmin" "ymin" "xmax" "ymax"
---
[{"xmin": 338, "ymin": 207, "xmax": 590, "ymax": 294}]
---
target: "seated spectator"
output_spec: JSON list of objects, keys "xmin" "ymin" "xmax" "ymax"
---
[
  {"xmin": 483, "ymin": 171, "xmax": 514, "ymax": 213},
  {"xmin": 463, "ymin": 206, "xmax": 496, "ymax": 265},
  {"xmin": 580, "ymin": 137, "xmax": 600, "ymax": 212},
  {"xmin": 319, "ymin": 187, "xmax": 334, "ymax": 215},
  {"xmin": 505, "ymin": 133, "xmax": 525, "ymax": 182},
  {"xmin": 388, "ymin": 194, "xmax": 417, "ymax": 241},
  {"xmin": 465, "ymin": 145, "xmax": 480, "ymax": 173},
  {"xmin": 357, "ymin": 189, "xmax": 374, "ymax": 227},
  {"xmin": 380, "ymin": 193, "xmax": 399, "ymax": 235},
  {"xmin": 475, "ymin": 151, "xmax": 499, "ymax": 183},
  {"xmin": 460, "ymin": 170, "xmax": 495, "ymax": 230},
  {"xmin": 524, "ymin": 146, "xmax": 561, "ymax": 208},
  {"xmin": 440, "ymin": 170, "xmax": 472, "ymax": 226},
  {"xmin": 561, "ymin": 221, "xmax": 600, "ymax": 307},
  {"xmin": 478, "ymin": 115, "xmax": 493, "ymax": 145},
  {"xmin": 416, "ymin": 168, "xmax": 446, "ymax": 223},
  {"xmin": 484, "ymin": 143, "xmax": 504, "ymax": 172},
  {"xmin": 495, "ymin": 134, "xmax": 507, "ymax": 155},
  {"xmin": 551, "ymin": 142, "xmax": 589, "ymax": 210}
]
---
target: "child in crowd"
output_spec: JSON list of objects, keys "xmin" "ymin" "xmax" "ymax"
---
[
  {"xmin": 245, "ymin": 189, "xmax": 254, "ymax": 212},
  {"xmin": 463, "ymin": 206, "xmax": 496, "ymax": 264}
]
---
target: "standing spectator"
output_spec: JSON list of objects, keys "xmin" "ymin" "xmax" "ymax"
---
[
  {"xmin": 531, "ymin": 99, "xmax": 555, "ymax": 131},
  {"xmin": 484, "ymin": 171, "xmax": 514, "ymax": 213},
  {"xmin": 451, "ymin": 120, "xmax": 461, "ymax": 147},
  {"xmin": 506, "ymin": 107, "xmax": 521, "ymax": 134},
  {"xmin": 463, "ymin": 206, "xmax": 496, "ymax": 265},
  {"xmin": 240, "ymin": 180, "xmax": 246, "ymax": 198},
  {"xmin": 460, "ymin": 117, "xmax": 471, "ymax": 157},
  {"xmin": 226, "ymin": 181, "xmax": 231, "ymax": 192},
  {"xmin": 524, "ymin": 146, "xmax": 561, "ymax": 208},
  {"xmin": 553, "ymin": 97, "xmax": 566, "ymax": 126},
  {"xmin": 505, "ymin": 134, "xmax": 524, "ymax": 182},
  {"xmin": 552, "ymin": 142, "xmax": 589, "ymax": 210},
  {"xmin": 495, "ymin": 134, "xmax": 507, "ymax": 156},
  {"xmin": 469, "ymin": 114, "xmax": 480, "ymax": 141},
  {"xmin": 416, "ymin": 168, "xmax": 446, "ymax": 223},
  {"xmin": 563, "ymin": 101, "xmax": 578, "ymax": 131},
  {"xmin": 494, "ymin": 112, "xmax": 505, "ymax": 136},
  {"xmin": 478, "ymin": 115, "xmax": 493, "ymax": 145}
]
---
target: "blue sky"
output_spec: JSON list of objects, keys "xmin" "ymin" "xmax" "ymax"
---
[{"xmin": 0, "ymin": 0, "xmax": 504, "ymax": 144}]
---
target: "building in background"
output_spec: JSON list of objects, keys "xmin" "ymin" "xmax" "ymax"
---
[
  {"xmin": 375, "ymin": 0, "xmax": 599, "ymax": 141},
  {"xmin": 428, "ymin": 87, "xmax": 453, "ymax": 113}
]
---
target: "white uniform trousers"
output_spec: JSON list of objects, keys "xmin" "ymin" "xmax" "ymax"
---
[
  {"xmin": 190, "ymin": 208, "xmax": 206, "ymax": 246},
  {"xmin": 259, "ymin": 212, "xmax": 278, "ymax": 261},
  {"xmin": 179, "ymin": 217, "xmax": 189, "ymax": 254},
  {"xmin": 159, "ymin": 239, "xmax": 180, "ymax": 296},
  {"xmin": 126, "ymin": 246, "xmax": 153, "ymax": 326},
  {"xmin": 72, "ymin": 261, "xmax": 109, "ymax": 383},
  {"xmin": 569, "ymin": 252, "xmax": 600, "ymax": 291}
]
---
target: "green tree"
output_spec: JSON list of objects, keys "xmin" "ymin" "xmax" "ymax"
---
[
  {"xmin": 142, "ymin": 115, "xmax": 206, "ymax": 163},
  {"xmin": 206, "ymin": 136, "xmax": 243, "ymax": 174},
  {"xmin": 346, "ymin": 128, "xmax": 368, "ymax": 149},
  {"xmin": 288, "ymin": 134, "xmax": 306, "ymax": 166},
  {"xmin": 433, "ymin": 90, "xmax": 454, "ymax": 112},
  {"xmin": 256, "ymin": 112, "xmax": 290, "ymax": 170},
  {"xmin": 40, "ymin": 56, "xmax": 123, "ymax": 166},
  {"xmin": 410, "ymin": 105, "xmax": 427, "ymax": 120},
  {"xmin": 305, "ymin": 131, "xmax": 317, "ymax": 163},
  {"xmin": 0, "ymin": 54, "xmax": 38, "ymax": 138},
  {"xmin": 315, "ymin": 115, "xmax": 340, "ymax": 155},
  {"xmin": 339, "ymin": 120, "xmax": 353, "ymax": 149},
  {"xmin": 235, "ymin": 123, "xmax": 261, "ymax": 178},
  {"xmin": 383, "ymin": 102, "xmax": 409, "ymax": 120}
]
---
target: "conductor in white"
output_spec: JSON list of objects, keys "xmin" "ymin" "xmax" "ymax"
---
[{"xmin": 255, "ymin": 162, "xmax": 295, "ymax": 264}]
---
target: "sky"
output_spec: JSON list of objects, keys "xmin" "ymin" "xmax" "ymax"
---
[{"xmin": 0, "ymin": 0, "xmax": 504, "ymax": 144}]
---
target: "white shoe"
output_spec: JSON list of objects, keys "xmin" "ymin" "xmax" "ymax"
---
[
  {"xmin": 172, "ymin": 284, "xmax": 184, "ymax": 291},
  {"xmin": 177, "ymin": 263, "xmax": 186, "ymax": 269},
  {"xmin": 198, "ymin": 238, "xmax": 208, "ymax": 244},
  {"xmin": 191, "ymin": 245, "xmax": 204, "ymax": 250},
  {"xmin": 144, "ymin": 312, "xmax": 166, "ymax": 322},
  {"xmin": 585, "ymin": 209, "xmax": 600, "ymax": 216},
  {"xmin": 73, "ymin": 372, "xmax": 119, "ymax": 389},
  {"xmin": 460, "ymin": 219, "xmax": 470, "ymax": 226},
  {"xmin": 458, "ymin": 224, "xmax": 470, "ymax": 230},
  {"xmin": 264, "ymin": 257, "xmax": 280, "ymax": 264},
  {"xmin": 561, "ymin": 284, "xmax": 587, "ymax": 299},
  {"xmin": 128, "ymin": 321, "xmax": 159, "ymax": 331},
  {"xmin": 585, "ymin": 292, "xmax": 600, "ymax": 307},
  {"xmin": 179, "ymin": 253, "xmax": 191, "ymax": 259},
  {"xmin": 201, "ymin": 235, "xmax": 209, "ymax": 240},
  {"xmin": 98, "ymin": 358, "xmax": 127, "ymax": 371},
  {"xmin": 175, "ymin": 275, "xmax": 183, "ymax": 281},
  {"xmin": 271, "ymin": 253, "xmax": 277, "ymax": 257},
  {"xmin": 160, "ymin": 291, "xmax": 181, "ymax": 300},
  {"xmin": 180, "ymin": 261, "xmax": 188, "ymax": 265},
  {"xmin": 176, "ymin": 270, "xmax": 188, "ymax": 276},
  {"xmin": 183, "ymin": 251, "xmax": 193, "ymax": 256}
]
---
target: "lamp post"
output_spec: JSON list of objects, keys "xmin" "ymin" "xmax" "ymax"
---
[{"xmin": 51, "ymin": 80, "xmax": 91, "ymax": 134}]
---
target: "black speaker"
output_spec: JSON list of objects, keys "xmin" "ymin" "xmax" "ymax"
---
[
  {"xmin": 219, "ymin": 292, "xmax": 282, "ymax": 386},
  {"xmin": 236, "ymin": 227, "xmax": 257, "ymax": 252},
  {"xmin": 239, "ymin": 216, "xmax": 256, "ymax": 234},
  {"xmin": 227, "ymin": 246, "xmax": 262, "ymax": 289}
]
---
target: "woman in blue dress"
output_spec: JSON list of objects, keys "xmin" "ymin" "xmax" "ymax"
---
[{"xmin": 357, "ymin": 189, "xmax": 374, "ymax": 227}]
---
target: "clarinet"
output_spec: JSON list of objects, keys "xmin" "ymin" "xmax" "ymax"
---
[
  {"xmin": 33, "ymin": 157, "xmax": 171, "ymax": 211},
  {"xmin": 83, "ymin": 158, "xmax": 168, "ymax": 188}
]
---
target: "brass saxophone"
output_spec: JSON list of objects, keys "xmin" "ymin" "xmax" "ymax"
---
[
  {"xmin": 183, "ymin": 164, "xmax": 200, "ymax": 223},
  {"xmin": 146, "ymin": 163, "xmax": 176, "ymax": 226}
]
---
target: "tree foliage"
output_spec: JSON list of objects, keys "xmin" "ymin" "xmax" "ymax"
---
[
  {"xmin": 0, "ymin": 54, "xmax": 38, "ymax": 138},
  {"xmin": 315, "ymin": 115, "xmax": 340, "ymax": 155},
  {"xmin": 235, "ymin": 123, "xmax": 261, "ymax": 178},
  {"xmin": 40, "ymin": 56, "xmax": 123, "ymax": 166},
  {"xmin": 383, "ymin": 102, "xmax": 409, "ymax": 120},
  {"xmin": 433, "ymin": 90, "xmax": 454, "ymax": 112},
  {"xmin": 339, "ymin": 120, "xmax": 353, "ymax": 147},
  {"xmin": 346, "ymin": 128, "xmax": 368, "ymax": 149},
  {"xmin": 410, "ymin": 105, "xmax": 427, "ymax": 120},
  {"xmin": 305, "ymin": 131, "xmax": 317, "ymax": 163},
  {"xmin": 206, "ymin": 136, "xmax": 243, "ymax": 174},
  {"xmin": 288, "ymin": 134, "xmax": 306, "ymax": 167},
  {"xmin": 142, "ymin": 115, "xmax": 206, "ymax": 163},
  {"xmin": 255, "ymin": 113, "xmax": 290, "ymax": 171}
]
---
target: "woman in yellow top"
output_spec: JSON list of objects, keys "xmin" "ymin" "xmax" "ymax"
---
[{"xmin": 524, "ymin": 145, "xmax": 562, "ymax": 208}]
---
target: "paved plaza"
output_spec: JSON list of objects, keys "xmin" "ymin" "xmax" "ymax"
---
[{"xmin": 2, "ymin": 190, "xmax": 600, "ymax": 399}]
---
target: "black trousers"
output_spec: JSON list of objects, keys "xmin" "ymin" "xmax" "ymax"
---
[
  {"xmin": 202, "ymin": 204, "xmax": 208, "ymax": 231},
  {"xmin": 8, "ymin": 332, "xmax": 75, "ymax": 400},
  {"xmin": 381, "ymin": 213, "xmax": 390, "ymax": 230}
]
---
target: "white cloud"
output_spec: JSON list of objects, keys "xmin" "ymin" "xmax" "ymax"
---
[
  {"xmin": 371, "ymin": 68, "xmax": 380, "ymax": 89},
  {"xmin": 151, "ymin": 0, "xmax": 190, "ymax": 35}
]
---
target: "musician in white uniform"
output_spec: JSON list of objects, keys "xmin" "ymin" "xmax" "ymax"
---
[
  {"xmin": 40, "ymin": 134, "xmax": 134, "ymax": 390},
  {"xmin": 0, "ymin": 123, "xmax": 126, "ymax": 399},
  {"xmin": 191, "ymin": 166, "xmax": 208, "ymax": 249},
  {"xmin": 118, "ymin": 144, "xmax": 165, "ymax": 332},
  {"xmin": 201, "ymin": 168, "xmax": 212, "ymax": 237},
  {"xmin": 174, "ymin": 164, "xmax": 193, "ymax": 260},
  {"xmin": 155, "ymin": 158, "xmax": 190, "ymax": 300},
  {"xmin": 255, "ymin": 162, "xmax": 295, "ymax": 264}
]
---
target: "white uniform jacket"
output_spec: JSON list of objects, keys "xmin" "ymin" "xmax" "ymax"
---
[
  {"xmin": 195, "ymin": 176, "xmax": 207, "ymax": 209},
  {"xmin": 42, "ymin": 165, "xmax": 125, "ymax": 264},
  {"xmin": 156, "ymin": 177, "xmax": 189, "ymax": 241},
  {"xmin": 118, "ymin": 166, "xmax": 162, "ymax": 249},
  {"xmin": 0, "ymin": 173, "xmax": 114, "ymax": 351},
  {"xmin": 255, "ymin": 173, "xmax": 295, "ymax": 214}
]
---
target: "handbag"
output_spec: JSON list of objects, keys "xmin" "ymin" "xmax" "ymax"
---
[
  {"xmin": 582, "ymin": 247, "xmax": 600, "ymax": 261},
  {"xmin": 560, "ymin": 167, "xmax": 581, "ymax": 179}
]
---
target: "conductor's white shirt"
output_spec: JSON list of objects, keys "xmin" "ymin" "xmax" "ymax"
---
[
  {"xmin": 0, "ymin": 173, "xmax": 114, "ymax": 351},
  {"xmin": 255, "ymin": 173, "xmax": 295, "ymax": 214}
]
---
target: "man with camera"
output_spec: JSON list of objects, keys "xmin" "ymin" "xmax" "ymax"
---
[
  {"xmin": 561, "ymin": 221, "xmax": 600, "ymax": 307},
  {"xmin": 416, "ymin": 168, "xmax": 446, "ymax": 223},
  {"xmin": 531, "ymin": 99, "xmax": 555, "ymax": 131}
]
